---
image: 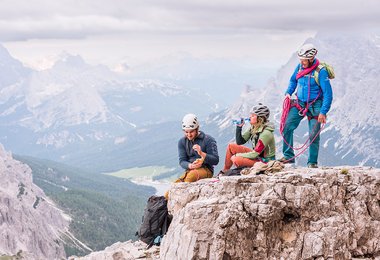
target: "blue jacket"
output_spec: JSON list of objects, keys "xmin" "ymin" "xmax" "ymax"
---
[
  {"xmin": 286, "ymin": 60, "xmax": 333, "ymax": 115},
  {"xmin": 178, "ymin": 131, "xmax": 219, "ymax": 173}
]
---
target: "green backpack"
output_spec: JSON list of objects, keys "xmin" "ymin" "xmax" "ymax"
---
[{"xmin": 314, "ymin": 62, "xmax": 335, "ymax": 86}]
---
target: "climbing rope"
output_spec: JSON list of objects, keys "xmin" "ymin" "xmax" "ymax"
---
[{"xmin": 279, "ymin": 96, "xmax": 325, "ymax": 163}]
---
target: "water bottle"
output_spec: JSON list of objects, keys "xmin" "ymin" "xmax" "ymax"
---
[{"xmin": 232, "ymin": 118, "xmax": 250, "ymax": 125}]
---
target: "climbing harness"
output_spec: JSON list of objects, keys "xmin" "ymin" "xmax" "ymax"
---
[{"xmin": 279, "ymin": 74, "xmax": 326, "ymax": 163}]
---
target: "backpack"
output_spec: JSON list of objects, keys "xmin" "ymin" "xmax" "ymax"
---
[
  {"xmin": 136, "ymin": 195, "xmax": 172, "ymax": 248},
  {"xmin": 314, "ymin": 62, "xmax": 335, "ymax": 86}
]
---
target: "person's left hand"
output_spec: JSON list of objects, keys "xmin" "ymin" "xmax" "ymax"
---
[{"xmin": 318, "ymin": 114, "xmax": 327, "ymax": 124}]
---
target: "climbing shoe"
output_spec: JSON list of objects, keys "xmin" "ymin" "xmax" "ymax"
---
[
  {"xmin": 308, "ymin": 163, "xmax": 318, "ymax": 168},
  {"xmin": 278, "ymin": 157, "xmax": 295, "ymax": 164}
]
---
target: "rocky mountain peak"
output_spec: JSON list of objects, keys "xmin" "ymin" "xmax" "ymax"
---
[
  {"xmin": 73, "ymin": 166, "xmax": 380, "ymax": 259},
  {"xmin": 161, "ymin": 166, "xmax": 380, "ymax": 259},
  {"xmin": 0, "ymin": 144, "xmax": 69, "ymax": 259}
]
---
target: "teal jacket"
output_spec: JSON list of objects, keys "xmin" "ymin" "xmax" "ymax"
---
[{"xmin": 286, "ymin": 60, "xmax": 333, "ymax": 115}]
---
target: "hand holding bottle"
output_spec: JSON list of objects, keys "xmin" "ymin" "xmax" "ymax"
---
[{"xmin": 232, "ymin": 118, "xmax": 250, "ymax": 126}]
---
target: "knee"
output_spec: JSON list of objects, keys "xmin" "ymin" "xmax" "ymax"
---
[
  {"xmin": 227, "ymin": 143, "xmax": 240, "ymax": 154},
  {"xmin": 227, "ymin": 143, "xmax": 238, "ymax": 150},
  {"xmin": 284, "ymin": 123, "xmax": 297, "ymax": 132}
]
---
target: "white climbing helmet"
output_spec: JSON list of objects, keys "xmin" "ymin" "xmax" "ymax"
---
[
  {"xmin": 250, "ymin": 103, "xmax": 270, "ymax": 119},
  {"xmin": 298, "ymin": 43, "xmax": 318, "ymax": 59},
  {"xmin": 182, "ymin": 113, "xmax": 199, "ymax": 130}
]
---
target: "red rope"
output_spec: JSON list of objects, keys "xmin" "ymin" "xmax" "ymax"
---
[{"xmin": 279, "ymin": 96, "xmax": 325, "ymax": 163}]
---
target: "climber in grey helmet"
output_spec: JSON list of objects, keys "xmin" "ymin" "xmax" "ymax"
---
[
  {"xmin": 164, "ymin": 113, "xmax": 219, "ymax": 199},
  {"xmin": 251, "ymin": 103, "xmax": 270, "ymax": 119},
  {"xmin": 219, "ymin": 103, "xmax": 276, "ymax": 175}
]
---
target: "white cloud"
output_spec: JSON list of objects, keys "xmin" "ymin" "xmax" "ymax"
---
[
  {"xmin": 0, "ymin": 0, "xmax": 379, "ymax": 69},
  {"xmin": 0, "ymin": 0, "xmax": 379, "ymax": 41}
]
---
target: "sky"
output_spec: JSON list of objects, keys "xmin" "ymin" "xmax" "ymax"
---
[{"xmin": 1, "ymin": 0, "xmax": 380, "ymax": 70}]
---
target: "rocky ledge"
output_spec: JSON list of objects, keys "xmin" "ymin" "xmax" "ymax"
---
[
  {"xmin": 161, "ymin": 166, "xmax": 380, "ymax": 259},
  {"xmin": 69, "ymin": 240, "xmax": 160, "ymax": 260}
]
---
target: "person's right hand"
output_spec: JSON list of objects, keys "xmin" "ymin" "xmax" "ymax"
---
[
  {"xmin": 189, "ymin": 160, "xmax": 202, "ymax": 169},
  {"xmin": 237, "ymin": 121, "xmax": 244, "ymax": 127},
  {"xmin": 236, "ymin": 118, "xmax": 245, "ymax": 127}
]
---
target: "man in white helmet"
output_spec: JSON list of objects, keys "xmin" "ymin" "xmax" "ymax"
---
[
  {"xmin": 280, "ymin": 43, "xmax": 333, "ymax": 168},
  {"xmin": 165, "ymin": 113, "xmax": 219, "ymax": 199}
]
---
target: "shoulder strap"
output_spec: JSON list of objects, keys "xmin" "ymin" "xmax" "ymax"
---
[
  {"xmin": 315, "ymin": 64, "xmax": 324, "ymax": 73},
  {"xmin": 314, "ymin": 64, "xmax": 325, "ymax": 86}
]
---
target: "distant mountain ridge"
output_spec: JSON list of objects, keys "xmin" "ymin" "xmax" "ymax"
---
[
  {"xmin": 0, "ymin": 46, "xmax": 218, "ymax": 165},
  {"xmin": 0, "ymin": 32, "xmax": 379, "ymax": 170}
]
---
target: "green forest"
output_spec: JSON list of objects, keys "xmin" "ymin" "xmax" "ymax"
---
[{"xmin": 15, "ymin": 155, "xmax": 155, "ymax": 257}]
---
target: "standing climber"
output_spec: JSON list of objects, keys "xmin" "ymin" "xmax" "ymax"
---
[
  {"xmin": 165, "ymin": 113, "xmax": 219, "ymax": 199},
  {"xmin": 280, "ymin": 43, "xmax": 333, "ymax": 168},
  {"xmin": 220, "ymin": 103, "xmax": 276, "ymax": 174}
]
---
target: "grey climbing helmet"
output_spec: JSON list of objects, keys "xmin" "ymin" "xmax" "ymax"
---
[{"xmin": 250, "ymin": 103, "xmax": 270, "ymax": 119}]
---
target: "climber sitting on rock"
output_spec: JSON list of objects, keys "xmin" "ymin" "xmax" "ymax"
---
[
  {"xmin": 165, "ymin": 113, "xmax": 219, "ymax": 199},
  {"xmin": 219, "ymin": 103, "xmax": 276, "ymax": 175}
]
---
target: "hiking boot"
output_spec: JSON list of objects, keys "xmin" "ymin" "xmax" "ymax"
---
[
  {"xmin": 308, "ymin": 163, "xmax": 318, "ymax": 168},
  {"xmin": 278, "ymin": 157, "xmax": 295, "ymax": 164}
]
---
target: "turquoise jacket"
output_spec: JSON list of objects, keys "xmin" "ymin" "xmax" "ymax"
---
[{"xmin": 286, "ymin": 60, "xmax": 333, "ymax": 115}]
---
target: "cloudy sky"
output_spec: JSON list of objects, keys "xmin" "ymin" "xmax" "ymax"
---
[{"xmin": 1, "ymin": 0, "xmax": 379, "ymax": 70}]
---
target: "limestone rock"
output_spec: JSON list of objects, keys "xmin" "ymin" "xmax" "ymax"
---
[
  {"xmin": 69, "ymin": 240, "xmax": 160, "ymax": 260},
  {"xmin": 0, "ymin": 144, "xmax": 68, "ymax": 259},
  {"xmin": 161, "ymin": 166, "xmax": 380, "ymax": 259}
]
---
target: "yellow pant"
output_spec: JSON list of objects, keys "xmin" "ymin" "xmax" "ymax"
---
[
  {"xmin": 175, "ymin": 167, "xmax": 213, "ymax": 183},
  {"xmin": 164, "ymin": 167, "xmax": 213, "ymax": 199}
]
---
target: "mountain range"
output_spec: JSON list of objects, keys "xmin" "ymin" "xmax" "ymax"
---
[
  {"xmin": 0, "ymin": 31, "xmax": 379, "ymax": 173},
  {"xmin": 0, "ymin": 47, "xmax": 220, "ymax": 169}
]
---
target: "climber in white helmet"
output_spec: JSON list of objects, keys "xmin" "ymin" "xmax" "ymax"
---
[
  {"xmin": 165, "ymin": 113, "xmax": 219, "ymax": 199},
  {"xmin": 280, "ymin": 43, "xmax": 334, "ymax": 168}
]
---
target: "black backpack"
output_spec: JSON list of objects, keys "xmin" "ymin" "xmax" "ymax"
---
[{"xmin": 136, "ymin": 195, "xmax": 172, "ymax": 248}]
